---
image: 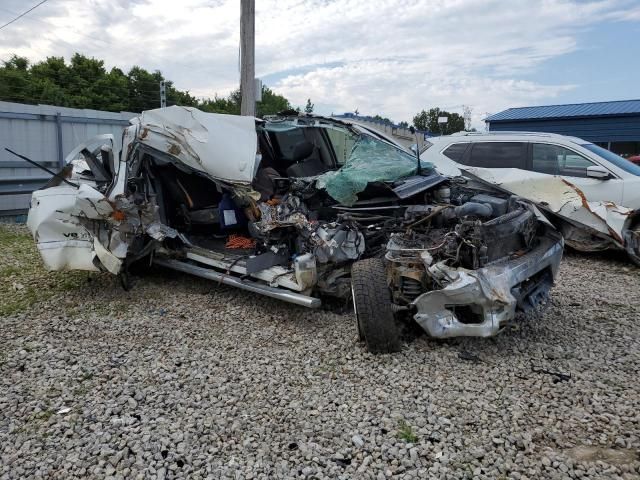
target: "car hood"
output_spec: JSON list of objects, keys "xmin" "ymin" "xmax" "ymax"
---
[
  {"xmin": 460, "ymin": 167, "xmax": 634, "ymax": 246},
  {"xmin": 134, "ymin": 106, "xmax": 259, "ymax": 184}
]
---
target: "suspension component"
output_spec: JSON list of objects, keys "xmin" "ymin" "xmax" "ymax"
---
[{"xmin": 400, "ymin": 276, "xmax": 423, "ymax": 301}]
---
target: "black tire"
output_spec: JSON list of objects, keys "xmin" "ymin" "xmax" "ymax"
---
[
  {"xmin": 626, "ymin": 222, "xmax": 640, "ymax": 267},
  {"xmin": 351, "ymin": 258, "xmax": 401, "ymax": 354}
]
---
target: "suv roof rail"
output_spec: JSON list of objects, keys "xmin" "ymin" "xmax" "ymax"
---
[
  {"xmin": 449, "ymin": 131, "xmax": 564, "ymax": 138},
  {"xmin": 437, "ymin": 130, "xmax": 587, "ymax": 145}
]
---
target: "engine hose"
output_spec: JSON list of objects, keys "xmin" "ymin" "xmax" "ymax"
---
[
  {"xmin": 483, "ymin": 207, "xmax": 527, "ymax": 226},
  {"xmin": 406, "ymin": 205, "xmax": 453, "ymax": 232},
  {"xmin": 454, "ymin": 202, "xmax": 493, "ymax": 218}
]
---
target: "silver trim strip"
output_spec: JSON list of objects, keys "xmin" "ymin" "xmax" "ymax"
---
[{"xmin": 153, "ymin": 258, "xmax": 321, "ymax": 308}]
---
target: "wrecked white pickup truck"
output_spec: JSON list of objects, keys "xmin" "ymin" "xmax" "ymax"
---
[{"xmin": 25, "ymin": 107, "xmax": 563, "ymax": 353}]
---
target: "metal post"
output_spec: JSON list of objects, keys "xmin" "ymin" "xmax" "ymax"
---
[
  {"xmin": 240, "ymin": 0, "xmax": 255, "ymax": 116},
  {"xmin": 55, "ymin": 112, "xmax": 64, "ymax": 168},
  {"xmin": 160, "ymin": 81, "xmax": 167, "ymax": 108}
]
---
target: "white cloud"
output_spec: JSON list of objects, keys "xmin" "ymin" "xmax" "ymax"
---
[{"xmin": 0, "ymin": 0, "xmax": 637, "ymax": 126}]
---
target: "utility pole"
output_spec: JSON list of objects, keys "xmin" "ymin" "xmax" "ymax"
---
[
  {"xmin": 159, "ymin": 81, "xmax": 166, "ymax": 108},
  {"xmin": 240, "ymin": 0, "xmax": 255, "ymax": 116},
  {"xmin": 462, "ymin": 105, "xmax": 473, "ymax": 131}
]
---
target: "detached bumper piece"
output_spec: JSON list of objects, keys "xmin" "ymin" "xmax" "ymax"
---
[{"xmin": 412, "ymin": 233, "xmax": 563, "ymax": 338}]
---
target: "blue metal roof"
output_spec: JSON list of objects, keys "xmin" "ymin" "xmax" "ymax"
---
[{"xmin": 486, "ymin": 99, "xmax": 640, "ymax": 122}]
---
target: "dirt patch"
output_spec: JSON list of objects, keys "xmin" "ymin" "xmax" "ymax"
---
[{"xmin": 566, "ymin": 446, "xmax": 639, "ymax": 465}]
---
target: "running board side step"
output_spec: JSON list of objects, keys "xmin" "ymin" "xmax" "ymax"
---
[{"xmin": 153, "ymin": 258, "xmax": 322, "ymax": 309}]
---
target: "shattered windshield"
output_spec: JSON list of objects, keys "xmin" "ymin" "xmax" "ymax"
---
[
  {"xmin": 326, "ymin": 128, "xmax": 358, "ymax": 165},
  {"xmin": 317, "ymin": 134, "xmax": 434, "ymax": 206}
]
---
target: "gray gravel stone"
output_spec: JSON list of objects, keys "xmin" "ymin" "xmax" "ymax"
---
[{"xmin": 1, "ymin": 239, "xmax": 639, "ymax": 479}]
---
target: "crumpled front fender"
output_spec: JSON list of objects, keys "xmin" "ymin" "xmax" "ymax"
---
[
  {"xmin": 462, "ymin": 168, "xmax": 634, "ymax": 250},
  {"xmin": 413, "ymin": 269, "xmax": 514, "ymax": 338},
  {"xmin": 412, "ymin": 232, "xmax": 563, "ymax": 338},
  {"xmin": 27, "ymin": 184, "xmax": 125, "ymax": 274}
]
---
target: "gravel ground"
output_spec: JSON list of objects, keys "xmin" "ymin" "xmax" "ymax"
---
[{"xmin": 1, "ymin": 224, "xmax": 639, "ymax": 479}]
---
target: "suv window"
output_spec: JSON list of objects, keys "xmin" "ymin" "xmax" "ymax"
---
[
  {"xmin": 464, "ymin": 142, "xmax": 526, "ymax": 168},
  {"xmin": 532, "ymin": 143, "xmax": 595, "ymax": 177},
  {"xmin": 582, "ymin": 143, "xmax": 640, "ymax": 176},
  {"xmin": 442, "ymin": 143, "xmax": 468, "ymax": 161}
]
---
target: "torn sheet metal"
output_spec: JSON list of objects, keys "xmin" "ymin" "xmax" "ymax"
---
[
  {"xmin": 254, "ymin": 196, "xmax": 310, "ymax": 234},
  {"xmin": 413, "ymin": 233, "xmax": 563, "ymax": 338},
  {"xmin": 72, "ymin": 184, "xmax": 115, "ymax": 219},
  {"xmin": 136, "ymin": 106, "xmax": 258, "ymax": 184},
  {"xmin": 64, "ymin": 134, "xmax": 114, "ymax": 166},
  {"xmin": 392, "ymin": 172, "xmax": 446, "ymax": 200},
  {"xmin": 92, "ymin": 237, "xmax": 122, "ymax": 274},
  {"xmin": 254, "ymin": 196, "xmax": 365, "ymax": 263},
  {"xmin": 462, "ymin": 168, "xmax": 633, "ymax": 246},
  {"xmin": 27, "ymin": 186, "xmax": 100, "ymax": 272},
  {"xmin": 145, "ymin": 222, "xmax": 179, "ymax": 242},
  {"xmin": 307, "ymin": 224, "xmax": 365, "ymax": 264},
  {"xmin": 27, "ymin": 183, "xmax": 132, "ymax": 273}
]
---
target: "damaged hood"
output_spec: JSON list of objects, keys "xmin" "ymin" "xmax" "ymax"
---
[
  {"xmin": 461, "ymin": 167, "xmax": 634, "ymax": 244},
  {"xmin": 135, "ymin": 106, "xmax": 258, "ymax": 184}
]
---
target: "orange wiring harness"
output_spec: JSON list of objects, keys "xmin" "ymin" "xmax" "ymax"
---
[{"xmin": 225, "ymin": 234, "xmax": 256, "ymax": 249}]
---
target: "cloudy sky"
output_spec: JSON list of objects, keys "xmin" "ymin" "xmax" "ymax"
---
[{"xmin": 1, "ymin": 0, "xmax": 639, "ymax": 126}]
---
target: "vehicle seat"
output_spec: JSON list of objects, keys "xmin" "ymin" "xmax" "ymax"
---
[
  {"xmin": 155, "ymin": 166, "xmax": 222, "ymax": 227},
  {"xmin": 253, "ymin": 167, "xmax": 281, "ymax": 201},
  {"xmin": 286, "ymin": 140, "xmax": 327, "ymax": 177},
  {"xmin": 256, "ymin": 134, "xmax": 282, "ymax": 173}
]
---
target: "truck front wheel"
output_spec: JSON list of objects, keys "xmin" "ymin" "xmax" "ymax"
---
[{"xmin": 351, "ymin": 258, "xmax": 401, "ymax": 354}]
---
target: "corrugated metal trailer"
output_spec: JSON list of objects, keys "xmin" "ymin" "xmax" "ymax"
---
[{"xmin": 0, "ymin": 101, "xmax": 137, "ymax": 215}]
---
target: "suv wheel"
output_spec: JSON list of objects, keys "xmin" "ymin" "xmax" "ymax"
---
[
  {"xmin": 627, "ymin": 222, "xmax": 640, "ymax": 267},
  {"xmin": 351, "ymin": 258, "xmax": 401, "ymax": 354}
]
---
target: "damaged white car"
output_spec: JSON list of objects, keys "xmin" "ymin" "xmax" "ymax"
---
[
  {"xmin": 24, "ymin": 107, "xmax": 564, "ymax": 353},
  {"xmin": 421, "ymin": 132, "xmax": 640, "ymax": 265}
]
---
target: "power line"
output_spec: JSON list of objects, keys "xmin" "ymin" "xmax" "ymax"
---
[
  {"xmin": 0, "ymin": 6, "xmax": 111, "ymax": 52},
  {"xmin": 0, "ymin": 0, "xmax": 48, "ymax": 31}
]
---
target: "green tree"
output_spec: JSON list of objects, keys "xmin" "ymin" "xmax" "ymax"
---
[
  {"xmin": 126, "ymin": 66, "xmax": 165, "ymax": 112},
  {"xmin": 304, "ymin": 98, "xmax": 314, "ymax": 114},
  {"xmin": 12, "ymin": 54, "xmax": 129, "ymax": 110},
  {"xmin": 199, "ymin": 93, "xmax": 239, "ymax": 115},
  {"xmin": 0, "ymin": 53, "xmax": 294, "ymax": 116},
  {"xmin": 168, "ymin": 85, "xmax": 198, "ymax": 108},
  {"xmin": 66, "ymin": 54, "xmax": 109, "ymax": 108},
  {"xmin": 413, "ymin": 108, "xmax": 465, "ymax": 135},
  {"xmin": 0, "ymin": 55, "xmax": 31, "ymax": 103},
  {"xmin": 98, "ymin": 68, "xmax": 130, "ymax": 112},
  {"xmin": 199, "ymin": 86, "xmax": 290, "ymax": 117},
  {"xmin": 258, "ymin": 86, "xmax": 291, "ymax": 116}
]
